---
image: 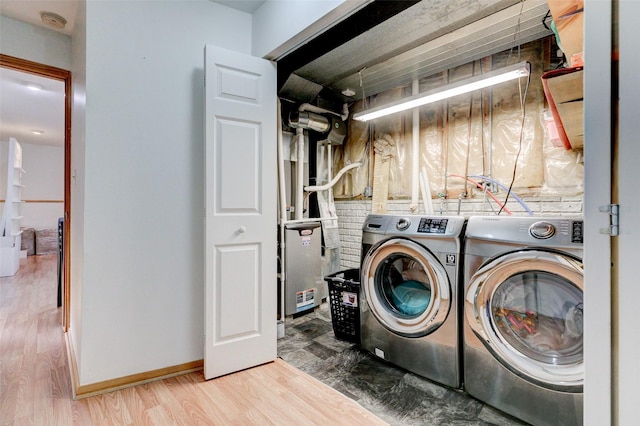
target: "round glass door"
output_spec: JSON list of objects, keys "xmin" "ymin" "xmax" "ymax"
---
[
  {"xmin": 362, "ymin": 238, "xmax": 450, "ymax": 337},
  {"xmin": 465, "ymin": 249, "xmax": 583, "ymax": 391}
]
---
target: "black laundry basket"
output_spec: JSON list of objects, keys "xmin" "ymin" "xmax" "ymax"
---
[{"xmin": 324, "ymin": 269, "xmax": 361, "ymax": 344}]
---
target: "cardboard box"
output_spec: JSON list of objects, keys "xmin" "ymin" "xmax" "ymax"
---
[
  {"xmin": 547, "ymin": 0, "xmax": 584, "ymax": 66},
  {"xmin": 541, "ymin": 67, "xmax": 584, "ymax": 149}
]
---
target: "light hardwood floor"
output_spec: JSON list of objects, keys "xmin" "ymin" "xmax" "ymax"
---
[{"xmin": 0, "ymin": 255, "xmax": 387, "ymax": 425}]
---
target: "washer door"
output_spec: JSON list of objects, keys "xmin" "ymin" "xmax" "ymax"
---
[
  {"xmin": 362, "ymin": 238, "xmax": 451, "ymax": 337},
  {"xmin": 465, "ymin": 249, "xmax": 583, "ymax": 391}
]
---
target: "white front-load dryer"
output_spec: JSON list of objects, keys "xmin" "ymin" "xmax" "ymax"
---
[
  {"xmin": 463, "ymin": 215, "xmax": 584, "ymax": 426},
  {"xmin": 360, "ymin": 214, "xmax": 465, "ymax": 388}
]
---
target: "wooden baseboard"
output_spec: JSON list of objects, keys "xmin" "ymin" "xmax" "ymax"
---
[
  {"xmin": 64, "ymin": 332, "xmax": 80, "ymax": 399},
  {"xmin": 64, "ymin": 332, "xmax": 203, "ymax": 399}
]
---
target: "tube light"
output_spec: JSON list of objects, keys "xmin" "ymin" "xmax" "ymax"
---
[{"xmin": 353, "ymin": 61, "xmax": 531, "ymax": 122}]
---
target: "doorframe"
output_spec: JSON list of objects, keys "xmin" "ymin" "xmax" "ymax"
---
[{"xmin": 0, "ymin": 54, "xmax": 72, "ymax": 331}]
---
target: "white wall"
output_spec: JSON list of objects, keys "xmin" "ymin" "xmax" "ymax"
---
[
  {"xmin": 18, "ymin": 143, "xmax": 64, "ymax": 229},
  {"xmin": 252, "ymin": 0, "xmax": 369, "ymax": 59},
  {"xmin": 0, "ymin": 15, "xmax": 71, "ymax": 70},
  {"xmin": 72, "ymin": 0, "xmax": 252, "ymax": 385},
  {"xmin": 70, "ymin": 0, "xmax": 87, "ymax": 377}
]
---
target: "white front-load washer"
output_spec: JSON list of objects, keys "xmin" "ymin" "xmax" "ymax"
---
[
  {"xmin": 463, "ymin": 215, "xmax": 583, "ymax": 426},
  {"xmin": 360, "ymin": 214, "xmax": 465, "ymax": 388}
]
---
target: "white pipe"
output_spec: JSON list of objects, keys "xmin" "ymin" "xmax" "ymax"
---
[
  {"xmin": 328, "ymin": 144, "xmax": 333, "ymax": 201},
  {"xmin": 410, "ymin": 78, "xmax": 420, "ymax": 213},
  {"xmin": 298, "ymin": 102, "xmax": 349, "ymax": 121},
  {"xmin": 419, "ymin": 171, "xmax": 429, "ymax": 215},
  {"xmin": 318, "ymin": 142, "xmax": 326, "ymax": 186},
  {"xmin": 277, "ymin": 99, "xmax": 287, "ymax": 326},
  {"xmin": 304, "ymin": 162, "xmax": 362, "ymax": 192},
  {"xmin": 277, "ymin": 99, "xmax": 287, "ymax": 225},
  {"xmin": 421, "ymin": 168, "xmax": 435, "ymax": 214},
  {"xmin": 295, "ymin": 127, "xmax": 304, "ymax": 220},
  {"xmin": 282, "ymin": 218, "xmax": 325, "ymax": 225}
]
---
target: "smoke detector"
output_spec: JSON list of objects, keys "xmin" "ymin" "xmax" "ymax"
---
[{"xmin": 40, "ymin": 11, "xmax": 67, "ymax": 29}]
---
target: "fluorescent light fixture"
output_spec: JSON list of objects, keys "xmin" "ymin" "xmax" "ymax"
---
[
  {"xmin": 31, "ymin": 129, "xmax": 45, "ymax": 135},
  {"xmin": 353, "ymin": 61, "xmax": 531, "ymax": 122}
]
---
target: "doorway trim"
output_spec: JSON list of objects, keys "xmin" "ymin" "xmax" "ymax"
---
[{"xmin": 0, "ymin": 54, "xmax": 72, "ymax": 331}]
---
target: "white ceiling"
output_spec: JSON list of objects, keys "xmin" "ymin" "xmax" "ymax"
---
[{"xmin": 0, "ymin": 68, "xmax": 65, "ymax": 147}]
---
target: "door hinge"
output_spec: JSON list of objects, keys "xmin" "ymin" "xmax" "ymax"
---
[{"xmin": 599, "ymin": 204, "xmax": 619, "ymax": 236}]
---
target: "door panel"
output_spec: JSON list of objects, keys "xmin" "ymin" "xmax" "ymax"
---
[
  {"xmin": 216, "ymin": 245, "xmax": 259, "ymax": 341},
  {"xmin": 204, "ymin": 45, "xmax": 277, "ymax": 379},
  {"xmin": 216, "ymin": 120, "xmax": 259, "ymax": 212}
]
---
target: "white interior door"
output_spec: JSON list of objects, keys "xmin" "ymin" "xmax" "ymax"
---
[
  {"xmin": 583, "ymin": 1, "xmax": 613, "ymax": 424},
  {"xmin": 204, "ymin": 45, "xmax": 277, "ymax": 379}
]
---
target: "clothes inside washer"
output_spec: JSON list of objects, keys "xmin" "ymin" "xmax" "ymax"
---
[{"xmin": 391, "ymin": 280, "xmax": 431, "ymax": 316}]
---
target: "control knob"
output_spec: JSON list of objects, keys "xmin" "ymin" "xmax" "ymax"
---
[
  {"xmin": 529, "ymin": 221, "xmax": 556, "ymax": 239},
  {"xmin": 396, "ymin": 218, "xmax": 411, "ymax": 231}
]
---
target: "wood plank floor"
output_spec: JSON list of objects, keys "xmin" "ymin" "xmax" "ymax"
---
[{"xmin": 0, "ymin": 255, "xmax": 387, "ymax": 425}]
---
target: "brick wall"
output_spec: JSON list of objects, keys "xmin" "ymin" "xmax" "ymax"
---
[{"xmin": 334, "ymin": 196, "xmax": 583, "ymax": 269}]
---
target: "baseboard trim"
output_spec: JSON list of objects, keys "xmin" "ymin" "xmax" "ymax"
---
[
  {"xmin": 64, "ymin": 332, "xmax": 203, "ymax": 399},
  {"xmin": 64, "ymin": 331, "xmax": 80, "ymax": 399}
]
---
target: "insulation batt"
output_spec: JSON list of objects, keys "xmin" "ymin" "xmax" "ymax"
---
[{"xmin": 333, "ymin": 38, "xmax": 584, "ymax": 201}]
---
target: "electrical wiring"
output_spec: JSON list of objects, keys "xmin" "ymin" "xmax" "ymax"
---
[
  {"xmin": 499, "ymin": 0, "xmax": 530, "ymax": 215},
  {"xmin": 499, "ymin": 70, "xmax": 531, "ymax": 215},
  {"xmin": 470, "ymin": 175, "xmax": 534, "ymax": 215},
  {"xmin": 463, "ymin": 61, "xmax": 476, "ymax": 198},
  {"xmin": 448, "ymin": 174, "xmax": 512, "ymax": 215}
]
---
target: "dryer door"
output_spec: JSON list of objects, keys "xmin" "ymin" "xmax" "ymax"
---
[
  {"xmin": 465, "ymin": 249, "xmax": 583, "ymax": 391},
  {"xmin": 362, "ymin": 238, "xmax": 451, "ymax": 337}
]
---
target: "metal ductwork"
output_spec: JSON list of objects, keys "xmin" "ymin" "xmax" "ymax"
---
[{"xmin": 288, "ymin": 111, "xmax": 331, "ymax": 133}]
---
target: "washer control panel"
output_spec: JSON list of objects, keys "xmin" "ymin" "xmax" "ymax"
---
[{"xmin": 417, "ymin": 218, "xmax": 449, "ymax": 234}]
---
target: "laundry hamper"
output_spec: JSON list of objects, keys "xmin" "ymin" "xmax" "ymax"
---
[{"xmin": 324, "ymin": 269, "xmax": 361, "ymax": 344}]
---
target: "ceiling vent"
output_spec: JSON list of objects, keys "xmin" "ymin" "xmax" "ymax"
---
[{"xmin": 40, "ymin": 11, "xmax": 67, "ymax": 30}]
